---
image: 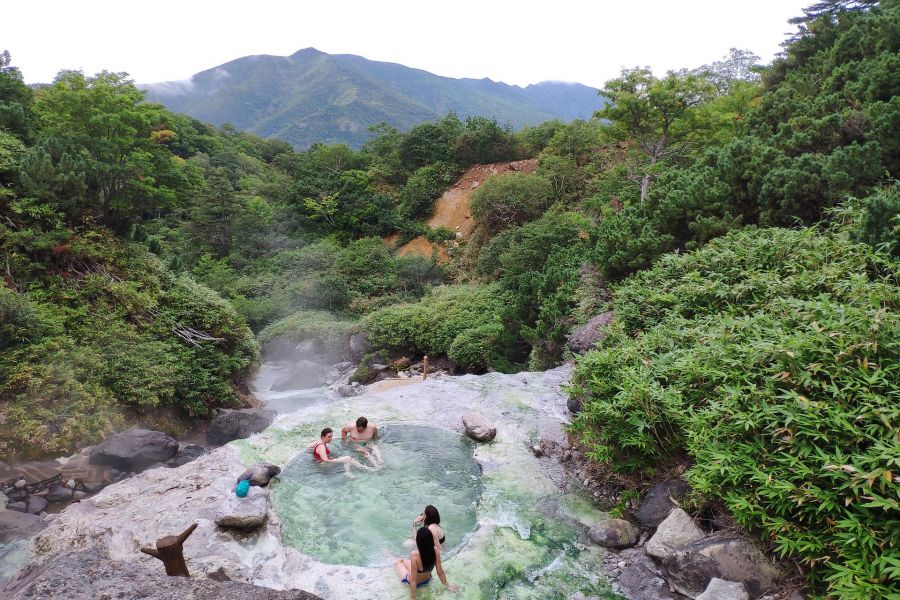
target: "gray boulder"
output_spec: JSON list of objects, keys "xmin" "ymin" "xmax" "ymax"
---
[
  {"xmin": 587, "ymin": 519, "xmax": 639, "ymax": 549},
  {"xmin": 6, "ymin": 502, "xmax": 26, "ymax": 513},
  {"xmin": 236, "ymin": 462, "xmax": 281, "ymax": 487},
  {"xmin": 646, "ymin": 508, "xmax": 706, "ymax": 559},
  {"xmin": 45, "ymin": 485, "xmax": 74, "ymax": 503},
  {"xmin": 167, "ymin": 444, "xmax": 207, "ymax": 467},
  {"xmin": 635, "ymin": 478, "xmax": 691, "ymax": 528},
  {"xmin": 1, "ymin": 544, "xmax": 322, "ymax": 599},
  {"xmin": 696, "ymin": 578, "xmax": 749, "ymax": 600},
  {"xmin": 89, "ymin": 429, "xmax": 178, "ymax": 472},
  {"xmin": 567, "ymin": 311, "xmax": 614, "ymax": 354},
  {"xmin": 617, "ymin": 553, "xmax": 683, "ymax": 600},
  {"xmin": 214, "ymin": 485, "xmax": 269, "ymax": 530},
  {"xmin": 337, "ymin": 384, "xmax": 356, "ymax": 398},
  {"xmin": 206, "ymin": 408, "xmax": 275, "ymax": 445},
  {"xmin": 269, "ymin": 361, "xmax": 327, "ymax": 391},
  {"xmin": 0, "ymin": 491, "xmax": 8, "ymax": 509},
  {"xmin": 349, "ymin": 332, "xmax": 369, "ymax": 362},
  {"xmin": 567, "ymin": 396, "xmax": 583, "ymax": 414},
  {"xmin": 662, "ymin": 535, "xmax": 783, "ymax": 599},
  {"xmin": 0, "ymin": 508, "xmax": 45, "ymax": 543},
  {"xmin": 462, "ymin": 413, "xmax": 497, "ymax": 442},
  {"xmin": 25, "ymin": 496, "xmax": 48, "ymax": 514}
]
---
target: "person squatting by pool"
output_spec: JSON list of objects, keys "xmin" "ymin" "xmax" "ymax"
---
[
  {"xmin": 393, "ymin": 527, "xmax": 459, "ymax": 598},
  {"xmin": 341, "ymin": 416, "xmax": 384, "ymax": 469},
  {"xmin": 311, "ymin": 428, "xmax": 370, "ymax": 477}
]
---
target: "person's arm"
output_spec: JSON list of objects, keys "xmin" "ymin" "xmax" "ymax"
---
[
  {"xmin": 408, "ymin": 552, "xmax": 420, "ymax": 600},
  {"xmin": 434, "ymin": 545, "xmax": 459, "ymax": 592},
  {"xmin": 340, "ymin": 425, "xmax": 350, "ymax": 442},
  {"xmin": 372, "ymin": 425, "xmax": 378, "ymax": 439}
]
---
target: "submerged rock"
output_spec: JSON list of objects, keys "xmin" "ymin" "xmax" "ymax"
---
[
  {"xmin": 1, "ymin": 545, "xmax": 322, "ymax": 599},
  {"xmin": 588, "ymin": 518, "xmax": 639, "ymax": 549},
  {"xmin": 207, "ymin": 408, "xmax": 275, "ymax": 445},
  {"xmin": 697, "ymin": 578, "xmax": 750, "ymax": 600},
  {"xmin": 635, "ymin": 478, "xmax": 691, "ymax": 528},
  {"xmin": 645, "ymin": 508, "xmax": 706, "ymax": 559},
  {"xmin": 662, "ymin": 535, "xmax": 783, "ymax": 599},
  {"xmin": 462, "ymin": 413, "xmax": 497, "ymax": 442},
  {"xmin": 215, "ymin": 485, "xmax": 269, "ymax": 530},
  {"xmin": 89, "ymin": 429, "xmax": 179, "ymax": 472}
]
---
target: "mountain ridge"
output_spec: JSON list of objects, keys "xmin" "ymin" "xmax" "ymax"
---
[{"xmin": 143, "ymin": 48, "xmax": 603, "ymax": 148}]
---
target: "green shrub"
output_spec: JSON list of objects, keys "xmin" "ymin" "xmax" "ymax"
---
[
  {"xmin": 398, "ymin": 162, "xmax": 458, "ymax": 220},
  {"xmin": 470, "ymin": 173, "xmax": 553, "ymax": 232},
  {"xmin": 852, "ymin": 184, "xmax": 900, "ymax": 256},
  {"xmin": 363, "ymin": 284, "xmax": 514, "ymax": 369},
  {"xmin": 447, "ymin": 320, "xmax": 505, "ymax": 372},
  {"xmin": 592, "ymin": 205, "xmax": 674, "ymax": 281},
  {"xmin": 570, "ymin": 225, "xmax": 899, "ymax": 598},
  {"xmin": 258, "ymin": 309, "xmax": 357, "ymax": 355}
]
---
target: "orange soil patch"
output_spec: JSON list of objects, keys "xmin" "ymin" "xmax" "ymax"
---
[{"xmin": 388, "ymin": 159, "xmax": 538, "ymax": 261}]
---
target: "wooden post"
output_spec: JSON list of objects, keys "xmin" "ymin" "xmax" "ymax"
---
[
  {"xmin": 140, "ymin": 522, "xmax": 198, "ymax": 577},
  {"xmin": 423, "ymin": 355, "xmax": 429, "ymax": 381}
]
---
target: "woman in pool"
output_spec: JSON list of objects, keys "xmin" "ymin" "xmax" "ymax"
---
[
  {"xmin": 311, "ymin": 428, "xmax": 368, "ymax": 477},
  {"xmin": 412, "ymin": 505, "xmax": 446, "ymax": 547},
  {"xmin": 393, "ymin": 527, "xmax": 459, "ymax": 598}
]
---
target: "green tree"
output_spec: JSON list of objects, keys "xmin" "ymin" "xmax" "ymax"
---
[
  {"xmin": 469, "ymin": 172, "xmax": 553, "ymax": 232},
  {"xmin": 596, "ymin": 68, "xmax": 715, "ymax": 202}
]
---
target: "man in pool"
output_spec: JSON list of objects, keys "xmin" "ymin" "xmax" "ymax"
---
[
  {"xmin": 311, "ymin": 427, "xmax": 369, "ymax": 477},
  {"xmin": 341, "ymin": 416, "xmax": 384, "ymax": 469}
]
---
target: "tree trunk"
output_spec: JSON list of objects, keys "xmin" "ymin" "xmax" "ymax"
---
[{"xmin": 140, "ymin": 522, "xmax": 197, "ymax": 577}]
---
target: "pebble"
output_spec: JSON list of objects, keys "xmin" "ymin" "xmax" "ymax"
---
[
  {"xmin": 66, "ymin": 479, "xmax": 76, "ymax": 489},
  {"xmin": 14, "ymin": 479, "xmax": 26, "ymax": 488},
  {"xmin": 617, "ymin": 561, "xmax": 627, "ymax": 569}
]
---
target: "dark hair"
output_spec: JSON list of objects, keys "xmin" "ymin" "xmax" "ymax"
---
[
  {"xmin": 415, "ymin": 527, "xmax": 436, "ymax": 572},
  {"xmin": 320, "ymin": 428, "xmax": 333, "ymax": 438},
  {"xmin": 356, "ymin": 416, "xmax": 368, "ymax": 428},
  {"xmin": 423, "ymin": 505, "xmax": 441, "ymax": 526}
]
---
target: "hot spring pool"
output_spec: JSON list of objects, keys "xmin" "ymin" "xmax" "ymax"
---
[{"xmin": 272, "ymin": 424, "xmax": 482, "ymax": 567}]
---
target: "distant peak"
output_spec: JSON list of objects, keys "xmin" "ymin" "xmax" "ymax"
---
[{"xmin": 290, "ymin": 47, "xmax": 325, "ymax": 58}]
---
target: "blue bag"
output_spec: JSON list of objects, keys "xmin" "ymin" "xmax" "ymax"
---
[{"xmin": 236, "ymin": 479, "xmax": 250, "ymax": 497}]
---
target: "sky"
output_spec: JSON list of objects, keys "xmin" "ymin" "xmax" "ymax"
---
[{"xmin": 3, "ymin": 0, "xmax": 812, "ymax": 89}]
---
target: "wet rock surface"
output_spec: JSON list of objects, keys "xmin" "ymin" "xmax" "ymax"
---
[
  {"xmin": 89, "ymin": 428, "xmax": 179, "ymax": 472},
  {"xmin": 0, "ymin": 509, "xmax": 45, "ymax": 543},
  {"xmin": 588, "ymin": 518, "xmax": 640, "ymax": 549},
  {"xmin": 2, "ymin": 545, "xmax": 322, "ymax": 599},
  {"xmin": 269, "ymin": 360, "xmax": 328, "ymax": 391},
  {"xmin": 207, "ymin": 408, "xmax": 275, "ymax": 445}
]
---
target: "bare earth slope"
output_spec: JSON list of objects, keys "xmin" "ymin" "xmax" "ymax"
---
[{"xmin": 389, "ymin": 159, "xmax": 538, "ymax": 261}]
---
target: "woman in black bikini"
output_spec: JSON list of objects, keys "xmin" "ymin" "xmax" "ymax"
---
[
  {"xmin": 393, "ymin": 527, "xmax": 459, "ymax": 598},
  {"xmin": 412, "ymin": 504, "xmax": 446, "ymax": 546}
]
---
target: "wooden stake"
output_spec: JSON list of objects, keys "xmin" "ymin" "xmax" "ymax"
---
[
  {"xmin": 140, "ymin": 522, "xmax": 198, "ymax": 577},
  {"xmin": 423, "ymin": 355, "xmax": 429, "ymax": 381}
]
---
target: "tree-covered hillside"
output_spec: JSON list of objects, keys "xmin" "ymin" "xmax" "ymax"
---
[{"xmin": 143, "ymin": 48, "xmax": 603, "ymax": 149}]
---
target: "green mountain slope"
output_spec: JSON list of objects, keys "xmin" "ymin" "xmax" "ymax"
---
[{"xmin": 143, "ymin": 48, "xmax": 603, "ymax": 148}]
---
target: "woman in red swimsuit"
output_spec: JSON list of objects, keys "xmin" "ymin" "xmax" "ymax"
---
[{"xmin": 311, "ymin": 428, "xmax": 368, "ymax": 477}]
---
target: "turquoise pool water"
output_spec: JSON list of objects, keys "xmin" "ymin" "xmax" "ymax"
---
[{"xmin": 272, "ymin": 424, "xmax": 481, "ymax": 567}]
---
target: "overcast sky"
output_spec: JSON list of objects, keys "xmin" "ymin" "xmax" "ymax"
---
[{"xmin": 4, "ymin": 1, "xmax": 810, "ymax": 89}]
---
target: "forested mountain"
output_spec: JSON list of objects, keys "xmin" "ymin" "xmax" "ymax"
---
[{"xmin": 143, "ymin": 48, "xmax": 603, "ymax": 149}]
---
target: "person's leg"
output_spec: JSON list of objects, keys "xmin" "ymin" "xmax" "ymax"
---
[
  {"xmin": 370, "ymin": 444, "xmax": 384, "ymax": 466},
  {"xmin": 393, "ymin": 558, "xmax": 411, "ymax": 580}
]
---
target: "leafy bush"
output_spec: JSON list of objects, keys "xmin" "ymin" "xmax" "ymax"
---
[
  {"xmin": 363, "ymin": 284, "xmax": 514, "ymax": 370},
  {"xmin": 852, "ymin": 184, "xmax": 899, "ymax": 256},
  {"xmin": 258, "ymin": 309, "xmax": 356, "ymax": 355},
  {"xmin": 398, "ymin": 162, "xmax": 458, "ymax": 220},
  {"xmin": 592, "ymin": 205, "xmax": 674, "ymax": 281},
  {"xmin": 469, "ymin": 173, "xmax": 553, "ymax": 232},
  {"xmin": 570, "ymin": 225, "xmax": 899, "ymax": 598}
]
